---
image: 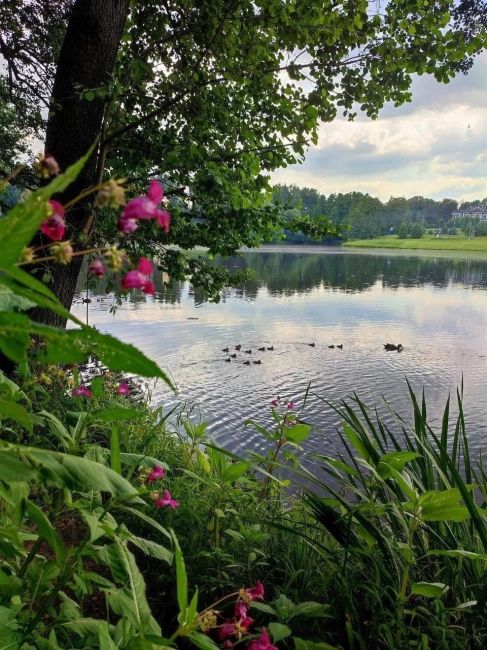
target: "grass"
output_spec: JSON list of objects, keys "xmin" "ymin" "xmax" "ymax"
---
[{"xmin": 344, "ymin": 234, "xmax": 487, "ymax": 252}]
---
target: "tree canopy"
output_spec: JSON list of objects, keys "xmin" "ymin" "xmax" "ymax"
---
[{"xmin": 0, "ymin": 0, "xmax": 485, "ymax": 316}]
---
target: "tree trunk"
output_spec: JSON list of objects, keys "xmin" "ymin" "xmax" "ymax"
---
[{"xmin": 32, "ymin": 0, "xmax": 130, "ymax": 328}]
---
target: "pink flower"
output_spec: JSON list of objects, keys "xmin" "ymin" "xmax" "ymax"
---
[
  {"xmin": 155, "ymin": 489, "xmax": 179, "ymax": 509},
  {"xmin": 154, "ymin": 208, "xmax": 171, "ymax": 233},
  {"xmin": 72, "ymin": 386, "xmax": 92, "ymax": 398},
  {"xmin": 147, "ymin": 465, "xmax": 165, "ymax": 482},
  {"xmin": 270, "ymin": 399, "xmax": 279, "ymax": 407},
  {"xmin": 88, "ymin": 259, "xmax": 106, "ymax": 277},
  {"xmin": 142, "ymin": 280, "xmax": 155, "ymax": 295},
  {"xmin": 117, "ymin": 215, "xmax": 138, "ymax": 233},
  {"xmin": 137, "ymin": 257, "xmax": 153, "ymax": 275},
  {"xmin": 120, "ymin": 180, "xmax": 170, "ymax": 232},
  {"xmin": 40, "ymin": 200, "xmax": 66, "ymax": 241},
  {"xmin": 287, "ymin": 401, "xmax": 295, "ymax": 410},
  {"xmin": 122, "ymin": 270, "xmax": 147, "ymax": 290},
  {"xmin": 247, "ymin": 628, "xmax": 277, "ymax": 650},
  {"xmin": 218, "ymin": 622, "xmax": 236, "ymax": 640},
  {"xmin": 222, "ymin": 642, "xmax": 234, "ymax": 650},
  {"xmin": 235, "ymin": 601, "xmax": 248, "ymax": 619},
  {"xmin": 241, "ymin": 581, "xmax": 264, "ymax": 603},
  {"xmin": 39, "ymin": 154, "xmax": 60, "ymax": 177},
  {"xmin": 116, "ymin": 382, "xmax": 130, "ymax": 396},
  {"xmin": 234, "ymin": 617, "xmax": 254, "ymax": 639}
]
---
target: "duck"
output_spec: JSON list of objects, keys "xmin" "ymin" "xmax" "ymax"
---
[
  {"xmin": 235, "ymin": 344, "xmax": 242, "ymax": 351},
  {"xmin": 258, "ymin": 346, "xmax": 266, "ymax": 351},
  {"xmin": 253, "ymin": 360, "xmax": 262, "ymax": 365},
  {"xmin": 384, "ymin": 343, "xmax": 403, "ymax": 352},
  {"xmin": 267, "ymin": 346, "xmax": 274, "ymax": 351},
  {"xmin": 243, "ymin": 360, "xmax": 250, "ymax": 365},
  {"xmin": 328, "ymin": 345, "xmax": 335, "ymax": 349},
  {"xmin": 244, "ymin": 349, "xmax": 252, "ymax": 354},
  {"xmin": 308, "ymin": 342, "xmax": 315, "ymax": 347},
  {"xmin": 230, "ymin": 353, "xmax": 237, "ymax": 358},
  {"xmin": 222, "ymin": 347, "xmax": 229, "ymax": 353},
  {"xmin": 337, "ymin": 344, "xmax": 343, "ymax": 349},
  {"xmin": 225, "ymin": 357, "xmax": 231, "ymax": 362}
]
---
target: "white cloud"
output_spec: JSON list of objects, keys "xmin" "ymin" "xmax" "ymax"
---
[{"xmin": 272, "ymin": 53, "xmax": 487, "ymax": 202}]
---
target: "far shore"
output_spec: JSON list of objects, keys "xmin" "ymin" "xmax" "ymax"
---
[
  {"xmin": 237, "ymin": 242, "xmax": 487, "ymax": 260},
  {"xmin": 343, "ymin": 234, "xmax": 487, "ymax": 254}
]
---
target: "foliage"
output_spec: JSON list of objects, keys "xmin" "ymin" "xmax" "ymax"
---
[{"xmin": 1, "ymin": 0, "xmax": 486, "ymax": 303}]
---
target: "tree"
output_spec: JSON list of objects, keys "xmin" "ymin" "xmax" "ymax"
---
[{"xmin": 1, "ymin": 0, "xmax": 485, "ymax": 326}]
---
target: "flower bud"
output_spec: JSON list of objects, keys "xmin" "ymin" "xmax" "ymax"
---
[{"xmin": 49, "ymin": 240, "xmax": 73, "ymax": 265}]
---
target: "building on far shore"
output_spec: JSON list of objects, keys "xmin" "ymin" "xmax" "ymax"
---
[{"xmin": 452, "ymin": 204, "xmax": 487, "ymax": 220}]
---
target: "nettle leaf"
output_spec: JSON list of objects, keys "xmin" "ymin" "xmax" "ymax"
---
[
  {"xmin": 269, "ymin": 622, "xmax": 292, "ymax": 642},
  {"xmin": 222, "ymin": 461, "xmax": 250, "ymax": 483}
]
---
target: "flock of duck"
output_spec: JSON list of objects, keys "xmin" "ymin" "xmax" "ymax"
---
[{"xmin": 221, "ymin": 342, "xmax": 403, "ymax": 364}]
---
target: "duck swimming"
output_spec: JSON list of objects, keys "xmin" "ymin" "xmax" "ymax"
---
[
  {"xmin": 230, "ymin": 353, "xmax": 237, "ymax": 358},
  {"xmin": 243, "ymin": 360, "xmax": 250, "ymax": 365},
  {"xmin": 384, "ymin": 343, "xmax": 403, "ymax": 352},
  {"xmin": 222, "ymin": 347, "xmax": 229, "ymax": 353},
  {"xmin": 337, "ymin": 344, "xmax": 343, "ymax": 349},
  {"xmin": 267, "ymin": 346, "xmax": 274, "ymax": 351},
  {"xmin": 328, "ymin": 345, "xmax": 335, "ymax": 349},
  {"xmin": 258, "ymin": 347, "xmax": 266, "ymax": 351},
  {"xmin": 235, "ymin": 344, "xmax": 242, "ymax": 351},
  {"xmin": 253, "ymin": 360, "xmax": 262, "ymax": 365},
  {"xmin": 308, "ymin": 342, "xmax": 315, "ymax": 347},
  {"xmin": 244, "ymin": 349, "xmax": 252, "ymax": 354}
]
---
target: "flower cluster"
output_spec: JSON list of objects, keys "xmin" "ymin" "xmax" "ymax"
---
[
  {"xmin": 247, "ymin": 628, "xmax": 277, "ymax": 650},
  {"xmin": 33, "ymin": 157, "xmax": 170, "ymax": 300},
  {"xmin": 145, "ymin": 465, "xmax": 179, "ymax": 509},
  {"xmin": 71, "ymin": 381, "xmax": 129, "ymax": 399},
  {"xmin": 121, "ymin": 257, "xmax": 156, "ymax": 295},
  {"xmin": 118, "ymin": 180, "xmax": 170, "ymax": 234},
  {"xmin": 215, "ymin": 582, "xmax": 265, "ymax": 647},
  {"xmin": 270, "ymin": 396, "xmax": 295, "ymax": 411}
]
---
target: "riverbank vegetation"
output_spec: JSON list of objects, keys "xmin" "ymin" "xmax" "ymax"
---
[
  {"xmin": 274, "ymin": 185, "xmax": 487, "ymax": 245},
  {"xmin": 1, "ymin": 163, "xmax": 487, "ymax": 649}
]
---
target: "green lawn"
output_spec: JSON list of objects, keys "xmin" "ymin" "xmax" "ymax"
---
[{"xmin": 344, "ymin": 235, "xmax": 487, "ymax": 252}]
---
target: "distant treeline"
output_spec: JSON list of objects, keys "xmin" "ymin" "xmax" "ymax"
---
[{"xmin": 273, "ymin": 184, "xmax": 487, "ymax": 242}]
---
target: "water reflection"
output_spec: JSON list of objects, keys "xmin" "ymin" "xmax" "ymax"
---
[{"xmin": 73, "ymin": 248, "xmax": 487, "ymax": 464}]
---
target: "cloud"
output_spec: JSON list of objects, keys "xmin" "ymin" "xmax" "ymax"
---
[{"xmin": 272, "ymin": 53, "xmax": 487, "ymax": 202}]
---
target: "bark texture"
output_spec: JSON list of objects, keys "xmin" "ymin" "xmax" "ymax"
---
[{"xmin": 33, "ymin": 0, "xmax": 130, "ymax": 327}]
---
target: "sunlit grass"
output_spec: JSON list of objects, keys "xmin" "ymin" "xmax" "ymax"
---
[{"xmin": 344, "ymin": 235, "xmax": 487, "ymax": 252}]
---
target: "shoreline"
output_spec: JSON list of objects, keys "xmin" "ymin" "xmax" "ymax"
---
[{"xmin": 239, "ymin": 244, "xmax": 487, "ymax": 261}]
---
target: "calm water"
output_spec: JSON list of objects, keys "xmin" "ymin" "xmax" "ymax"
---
[{"xmin": 72, "ymin": 247, "xmax": 487, "ymax": 462}]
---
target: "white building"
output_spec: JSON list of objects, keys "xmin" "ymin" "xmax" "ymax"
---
[{"xmin": 452, "ymin": 204, "xmax": 487, "ymax": 220}]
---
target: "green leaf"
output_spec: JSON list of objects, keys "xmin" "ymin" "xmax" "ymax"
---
[
  {"xmin": 172, "ymin": 533, "xmax": 188, "ymax": 619},
  {"xmin": 418, "ymin": 489, "xmax": 470, "ymax": 522},
  {"xmin": 0, "ymin": 443, "xmax": 137, "ymax": 496},
  {"xmin": 269, "ymin": 622, "xmax": 292, "ymax": 642},
  {"xmin": 91, "ymin": 376, "xmax": 104, "ymax": 398},
  {"xmin": 130, "ymin": 536, "xmax": 173, "ymax": 564},
  {"xmin": 411, "ymin": 582, "xmax": 448, "ymax": 598},
  {"xmin": 0, "ymin": 398, "xmax": 35, "ymax": 432},
  {"xmin": 92, "ymin": 406, "xmax": 142, "ymax": 422},
  {"xmin": 187, "ymin": 632, "xmax": 220, "ymax": 650},
  {"xmin": 222, "ymin": 461, "xmax": 250, "ymax": 482},
  {"xmin": 427, "ymin": 549, "xmax": 487, "ymax": 561},
  {"xmin": 25, "ymin": 500, "xmax": 66, "ymax": 564},
  {"xmin": 284, "ymin": 423, "xmax": 311, "ymax": 444},
  {"xmin": 342, "ymin": 422, "xmax": 371, "ymax": 461},
  {"xmin": 110, "ymin": 427, "xmax": 121, "ymax": 474},
  {"xmin": 377, "ymin": 451, "xmax": 420, "ymax": 478}
]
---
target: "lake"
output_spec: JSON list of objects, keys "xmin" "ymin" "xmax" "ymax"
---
[{"xmin": 72, "ymin": 247, "xmax": 487, "ymax": 463}]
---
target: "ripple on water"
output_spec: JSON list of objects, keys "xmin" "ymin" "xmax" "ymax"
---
[{"xmin": 72, "ymin": 250, "xmax": 487, "ymax": 463}]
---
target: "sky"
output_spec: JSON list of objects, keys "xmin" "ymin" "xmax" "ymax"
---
[{"xmin": 272, "ymin": 52, "xmax": 487, "ymax": 203}]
